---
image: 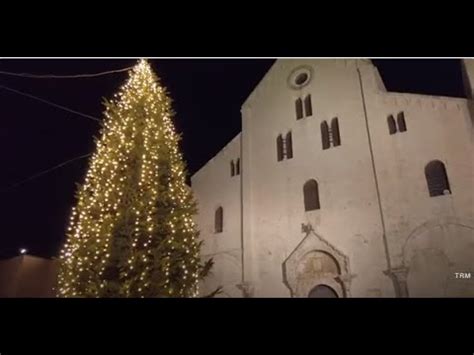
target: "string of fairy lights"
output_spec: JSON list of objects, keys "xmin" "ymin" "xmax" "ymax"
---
[{"xmin": 57, "ymin": 60, "xmax": 201, "ymax": 297}]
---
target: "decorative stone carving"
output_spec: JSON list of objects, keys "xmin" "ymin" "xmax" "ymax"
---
[{"xmin": 283, "ymin": 223, "xmax": 351, "ymax": 297}]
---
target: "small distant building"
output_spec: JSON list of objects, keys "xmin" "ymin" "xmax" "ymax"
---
[{"xmin": 0, "ymin": 255, "xmax": 58, "ymax": 297}]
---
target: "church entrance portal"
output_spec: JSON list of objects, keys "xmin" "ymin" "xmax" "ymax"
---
[{"xmin": 308, "ymin": 284, "xmax": 339, "ymax": 298}]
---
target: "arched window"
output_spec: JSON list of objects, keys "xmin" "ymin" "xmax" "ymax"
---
[
  {"xmin": 304, "ymin": 95, "xmax": 313, "ymax": 117},
  {"xmin": 286, "ymin": 132, "xmax": 293, "ymax": 159},
  {"xmin": 387, "ymin": 115, "xmax": 397, "ymax": 135},
  {"xmin": 236, "ymin": 158, "xmax": 240, "ymax": 175},
  {"xmin": 397, "ymin": 112, "xmax": 407, "ymax": 132},
  {"xmin": 321, "ymin": 121, "xmax": 330, "ymax": 150},
  {"xmin": 303, "ymin": 179, "xmax": 320, "ymax": 211},
  {"xmin": 276, "ymin": 134, "xmax": 284, "ymax": 161},
  {"xmin": 425, "ymin": 160, "xmax": 451, "ymax": 197},
  {"xmin": 230, "ymin": 160, "xmax": 235, "ymax": 177},
  {"xmin": 295, "ymin": 98, "xmax": 303, "ymax": 120},
  {"xmin": 215, "ymin": 206, "xmax": 223, "ymax": 233},
  {"xmin": 331, "ymin": 118, "xmax": 341, "ymax": 147}
]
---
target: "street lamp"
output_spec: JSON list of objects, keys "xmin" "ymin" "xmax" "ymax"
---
[{"xmin": 20, "ymin": 248, "xmax": 27, "ymax": 255}]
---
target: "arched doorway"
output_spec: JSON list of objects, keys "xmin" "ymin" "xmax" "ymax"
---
[
  {"xmin": 308, "ymin": 284, "xmax": 339, "ymax": 298},
  {"xmin": 294, "ymin": 250, "xmax": 345, "ymax": 297},
  {"xmin": 282, "ymin": 227, "xmax": 351, "ymax": 297}
]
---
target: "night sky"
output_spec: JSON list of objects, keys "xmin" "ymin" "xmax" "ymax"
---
[{"xmin": 0, "ymin": 59, "xmax": 466, "ymax": 259}]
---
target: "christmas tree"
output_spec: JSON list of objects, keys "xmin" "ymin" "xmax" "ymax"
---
[{"xmin": 57, "ymin": 60, "xmax": 207, "ymax": 297}]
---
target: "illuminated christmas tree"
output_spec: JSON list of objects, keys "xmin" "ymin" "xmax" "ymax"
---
[{"xmin": 57, "ymin": 59, "xmax": 207, "ymax": 297}]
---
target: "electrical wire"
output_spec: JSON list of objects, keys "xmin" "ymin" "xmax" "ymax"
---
[
  {"xmin": 0, "ymin": 84, "xmax": 101, "ymax": 122},
  {"xmin": 0, "ymin": 65, "xmax": 134, "ymax": 192},
  {"xmin": 1, "ymin": 153, "xmax": 91, "ymax": 193},
  {"xmin": 0, "ymin": 66, "xmax": 134, "ymax": 79}
]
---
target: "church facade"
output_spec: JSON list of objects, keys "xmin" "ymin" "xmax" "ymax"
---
[{"xmin": 191, "ymin": 59, "xmax": 474, "ymax": 297}]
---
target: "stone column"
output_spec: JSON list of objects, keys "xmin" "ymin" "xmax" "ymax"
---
[
  {"xmin": 385, "ymin": 266, "xmax": 410, "ymax": 298},
  {"xmin": 236, "ymin": 282, "xmax": 254, "ymax": 298}
]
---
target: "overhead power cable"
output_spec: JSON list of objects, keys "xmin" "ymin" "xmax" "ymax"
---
[
  {"xmin": 1, "ymin": 153, "xmax": 92, "ymax": 193},
  {"xmin": 0, "ymin": 84, "xmax": 101, "ymax": 122},
  {"xmin": 0, "ymin": 66, "xmax": 133, "ymax": 79}
]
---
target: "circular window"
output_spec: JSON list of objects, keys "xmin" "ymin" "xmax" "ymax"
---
[
  {"xmin": 288, "ymin": 66, "xmax": 312, "ymax": 89},
  {"xmin": 295, "ymin": 73, "xmax": 309, "ymax": 86}
]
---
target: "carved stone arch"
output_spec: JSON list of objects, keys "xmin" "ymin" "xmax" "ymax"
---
[
  {"xmin": 399, "ymin": 217, "xmax": 474, "ymax": 297},
  {"xmin": 401, "ymin": 216, "xmax": 474, "ymax": 266},
  {"xmin": 201, "ymin": 251, "xmax": 241, "ymax": 298},
  {"xmin": 282, "ymin": 224, "xmax": 353, "ymax": 297}
]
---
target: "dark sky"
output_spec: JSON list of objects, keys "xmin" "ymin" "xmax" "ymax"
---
[{"xmin": 0, "ymin": 59, "xmax": 466, "ymax": 258}]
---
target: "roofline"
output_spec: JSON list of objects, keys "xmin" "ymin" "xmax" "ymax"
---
[{"xmin": 191, "ymin": 132, "xmax": 242, "ymax": 180}]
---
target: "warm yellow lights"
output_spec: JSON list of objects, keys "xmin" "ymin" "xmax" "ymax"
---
[{"xmin": 57, "ymin": 59, "xmax": 201, "ymax": 298}]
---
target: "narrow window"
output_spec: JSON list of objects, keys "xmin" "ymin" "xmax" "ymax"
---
[
  {"xmin": 397, "ymin": 112, "xmax": 407, "ymax": 132},
  {"xmin": 303, "ymin": 179, "xmax": 320, "ymax": 211},
  {"xmin": 277, "ymin": 134, "xmax": 284, "ymax": 161},
  {"xmin": 304, "ymin": 95, "xmax": 313, "ymax": 117},
  {"xmin": 295, "ymin": 98, "xmax": 303, "ymax": 120},
  {"xmin": 215, "ymin": 207, "xmax": 223, "ymax": 233},
  {"xmin": 331, "ymin": 118, "xmax": 341, "ymax": 147},
  {"xmin": 388, "ymin": 115, "xmax": 397, "ymax": 135},
  {"xmin": 425, "ymin": 160, "xmax": 451, "ymax": 197},
  {"xmin": 286, "ymin": 132, "xmax": 293, "ymax": 159},
  {"xmin": 230, "ymin": 160, "xmax": 235, "ymax": 177},
  {"xmin": 321, "ymin": 121, "xmax": 330, "ymax": 150},
  {"xmin": 236, "ymin": 158, "xmax": 240, "ymax": 175}
]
